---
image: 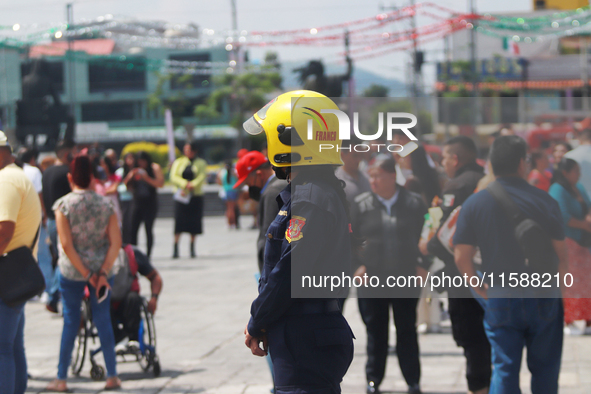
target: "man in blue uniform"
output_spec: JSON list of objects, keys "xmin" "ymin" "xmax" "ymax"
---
[{"xmin": 243, "ymin": 91, "xmax": 355, "ymax": 393}]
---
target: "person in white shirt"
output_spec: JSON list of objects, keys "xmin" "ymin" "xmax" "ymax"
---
[
  {"xmin": 19, "ymin": 147, "xmax": 43, "ymax": 196},
  {"xmin": 334, "ymin": 138, "xmax": 371, "ymax": 205},
  {"xmin": 17, "ymin": 147, "xmax": 54, "ymax": 301},
  {"xmin": 565, "ymin": 128, "xmax": 591, "ymax": 196}
]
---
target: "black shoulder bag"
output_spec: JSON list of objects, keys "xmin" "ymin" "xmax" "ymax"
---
[
  {"xmin": 487, "ymin": 181, "xmax": 558, "ymax": 275},
  {"xmin": 0, "ymin": 225, "xmax": 46, "ymax": 307}
]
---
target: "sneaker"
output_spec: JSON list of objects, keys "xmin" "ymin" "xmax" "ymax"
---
[
  {"xmin": 408, "ymin": 383, "xmax": 421, "ymax": 394},
  {"xmin": 565, "ymin": 323, "xmax": 584, "ymax": 336},
  {"xmin": 40, "ymin": 292, "xmax": 50, "ymax": 304},
  {"xmin": 115, "ymin": 339, "xmax": 128, "ymax": 355},
  {"xmin": 127, "ymin": 340, "xmax": 140, "ymax": 354},
  {"xmin": 366, "ymin": 381, "xmax": 380, "ymax": 394}
]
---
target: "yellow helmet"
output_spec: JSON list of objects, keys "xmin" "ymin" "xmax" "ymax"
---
[{"xmin": 243, "ymin": 90, "xmax": 343, "ymax": 167}]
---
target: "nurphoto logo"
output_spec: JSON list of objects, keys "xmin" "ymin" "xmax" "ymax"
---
[{"xmin": 303, "ymin": 108, "xmax": 420, "ymax": 156}]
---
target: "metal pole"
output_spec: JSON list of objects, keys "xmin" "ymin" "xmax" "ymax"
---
[
  {"xmin": 410, "ymin": 0, "xmax": 418, "ymax": 99},
  {"xmin": 345, "ymin": 30, "xmax": 355, "ymax": 139},
  {"xmin": 409, "ymin": 0, "xmax": 423, "ymax": 136},
  {"xmin": 444, "ymin": 35, "xmax": 450, "ymax": 140},
  {"xmin": 66, "ymin": 3, "xmax": 76, "ymax": 122},
  {"xmin": 345, "ymin": 31, "xmax": 352, "ymax": 99},
  {"xmin": 229, "ymin": 0, "xmax": 244, "ymax": 149},
  {"xmin": 380, "ymin": 3, "xmax": 418, "ymax": 101},
  {"xmin": 469, "ymin": 0, "xmax": 479, "ymax": 134},
  {"xmin": 230, "ymin": 0, "xmax": 241, "ymax": 73}
]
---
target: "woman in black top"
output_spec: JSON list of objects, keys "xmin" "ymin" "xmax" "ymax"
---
[
  {"xmin": 123, "ymin": 151, "xmax": 164, "ymax": 257},
  {"xmin": 118, "ymin": 153, "xmax": 136, "ymax": 244}
]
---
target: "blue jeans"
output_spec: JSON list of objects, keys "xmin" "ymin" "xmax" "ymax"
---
[
  {"xmin": 477, "ymin": 297, "xmax": 563, "ymax": 394},
  {"xmin": 46, "ymin": 219, "xmax": 61, "ymax": 305},
  {"xmin": 0, "ymin": 299, "xmax": 27, "ymax": 394},
  {"xmin": 58, "ymin": 275, "xmax": 117, "ymax": 380},
  {"xmin": 37, "ymin": 226, "xmax": 54, "ymax": 292}
]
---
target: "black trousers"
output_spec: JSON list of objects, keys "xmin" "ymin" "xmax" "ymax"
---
[
  {"xmin": 358, "ymin": 297, "xmax": 420, "ymax": 387},
  {"xmin": 111, "ymin": 292, "xmax": 143, "ymax": 343},
  {"xmin": 447, "ymin": 294, "xmax": 491, "ymax": 392},
  {"xmin": 268, "ymin": 313, "xmax": 354, "ymax": 394},
  {"xmin": 130, "ymin": 198, "xmax": 158, "ymax": 257},
  {"xmin": 120, "ymin": 200, "xmax": 133, "ymax": 245}
]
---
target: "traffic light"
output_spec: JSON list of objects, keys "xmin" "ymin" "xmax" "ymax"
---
[{"xmin": 414, "ymin": 51, "xmax": 424, "ymax": 73}]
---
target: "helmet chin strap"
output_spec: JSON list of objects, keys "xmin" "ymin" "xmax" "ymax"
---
[{"xmin": 272, "ymin": 166, "xmax": 291, "ymax": 183}]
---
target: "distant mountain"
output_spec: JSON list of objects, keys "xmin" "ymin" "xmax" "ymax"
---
[{"xmin": 280, "ymin": 61, "xmax": 407, "ymax": 97}]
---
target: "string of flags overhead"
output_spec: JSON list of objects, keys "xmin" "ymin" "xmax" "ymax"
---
[{"xmin": 1, "ymin": 2, "xmax": 591, "ymax": 70}]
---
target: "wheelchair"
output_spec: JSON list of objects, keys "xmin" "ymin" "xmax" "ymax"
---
[{"xmin": 70, "ymin": 291, "xmax": 161, "ymax": 380}]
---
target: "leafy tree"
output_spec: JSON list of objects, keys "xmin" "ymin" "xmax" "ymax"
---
[
  {"xmin": 148, "ymin": 73, "xmax": 195, "ymax": 129},
  {"xmin": 264, "ymin": 51, "xmax": 281, "ymax": 70},
  {"xmin": 194, "ymin": 57, "xmax": 282, "ymax": 150},
  {"xmin": 363, "ymin": 84, "xmax": 390, "ymax": 97}
]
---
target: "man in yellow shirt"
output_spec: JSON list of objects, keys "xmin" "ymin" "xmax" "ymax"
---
[{"xmin": 0, "ymin": 130, "xmax": 42, "ymax": 393}]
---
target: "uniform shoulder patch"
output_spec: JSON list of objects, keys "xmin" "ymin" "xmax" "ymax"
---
[{"xmin": 286, "ymin": 215, "xmax": 306, "ymax": 243}]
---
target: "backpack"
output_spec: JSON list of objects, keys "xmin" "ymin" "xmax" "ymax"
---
[
  {"xmin": 111, "ymin": 245, "xmax": 138, "ymax": 301},
  {"xmin": 487, "ymin": 181, "xmax": 558, "ymax": 275}
]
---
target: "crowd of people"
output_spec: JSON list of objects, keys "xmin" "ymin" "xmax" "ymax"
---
[
  {"xmin": 236, "ymin": 92, "xmax": 591, "ymax": 394},
  {"xmin": 25, "ymin": 142, "xmax": 167, "ymax": 315},
  {"xmin": 343, "ymin": 129, "xmax": 591, "ymax": 394},
  {"xmin": 335, "ymin": 129, "xmax": 591, "ymax": 394},
  {"xmin": 0, "ymin": 135, "xmax": 166, "ymax": 393},
  {"xmin": 1, "ymin": 102, "xmax": 591, "ymax": 393}
]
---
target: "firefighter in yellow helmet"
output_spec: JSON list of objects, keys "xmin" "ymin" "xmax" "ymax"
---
[{"xmin": 243, "ymin": 90, "xmax": 354, "ymax": 393}]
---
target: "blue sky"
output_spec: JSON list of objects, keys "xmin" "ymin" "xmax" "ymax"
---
[{"xmin": 0, "ymin": 0, "xmax": 534, "ymax": 89}]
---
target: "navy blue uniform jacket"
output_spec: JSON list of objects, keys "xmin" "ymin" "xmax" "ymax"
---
[{"xmin": 248, "ymin": 179, "xmax": 352, "ymax": 338}]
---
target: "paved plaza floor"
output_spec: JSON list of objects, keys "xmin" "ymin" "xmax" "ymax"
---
[{"xmin": 24, "ymin": 217, "xmax": 591, "ymax": 394}]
